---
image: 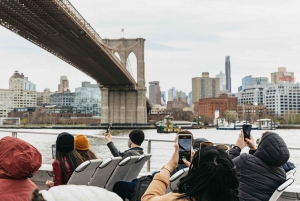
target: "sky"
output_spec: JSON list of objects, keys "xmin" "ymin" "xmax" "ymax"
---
[{"xmin": 1, "ymin": 0, "xmax": 300, "ymax": 95}]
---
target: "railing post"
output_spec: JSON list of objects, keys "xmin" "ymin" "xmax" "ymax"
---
[
  {"xmin": 147, "ymin": 140, "xmax": 151, "ymax": 172},
  {"xmin": 12, "ymin": 132, "xmax": 17, "ymax": 138}
]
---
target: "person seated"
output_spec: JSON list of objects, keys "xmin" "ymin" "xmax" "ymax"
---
[
  {"xmin": 229, "ymin": 131, "xmax": 289, "ymax": 201},
  {"xmin": 0, "ymin": 136, "xmax": 42, "ymax": 201},
  {"xmin": 105, "ymin": 129, "xmax": 144, "ymax": 158},
  {"xmin": 31, "ymin": 185, "xmax": 122, "ymax": 201},
  {"xmin": 142, "ymin": 138, "xmax": 240, "ymax": 201},
  {"xmin": 104, "ymin": 129, "xmax": 144, "ymax": 200},
  {"xmin": 74, "ymin": 134, "xmax": 97, "ymax": 161},
  {"xmin": 46, "ymin": 132, "xmax": 84, "ymax": 187},
  {"xmin": 256, "ymin": 135, "xmax": 296, "ymax": 173}
]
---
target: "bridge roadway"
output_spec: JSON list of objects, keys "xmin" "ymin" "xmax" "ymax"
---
[
  {"xmin": 0, "ymin": 0, "xmax": 151, "ymax": 122},
  {"xmin": 0, "ymin": 0, "xmax": 134, "ymax": 86}
]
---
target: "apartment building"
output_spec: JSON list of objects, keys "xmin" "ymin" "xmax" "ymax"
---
[
  {"xmin": 37, "ymin": 88, "xmax": 53, "ymax": 106},
  {"xmin": 230, "ymin": 83, "xmax": 300, "ymax": 116},
  {"xmin": 192, "ymin": 72, "xmax": 220, "ymax": 104}
]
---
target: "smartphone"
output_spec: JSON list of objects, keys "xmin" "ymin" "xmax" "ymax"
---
[
  {"xmin": 106, "ymin": 124, "xmax": 111, "ymax": 133},
  {"xmin": 242, "ymin": 124, "xmax": 252, "ymax": 139},
  {"xmin": 51, "ymin": 144, "xmax": 56, "ymax": 159},
  {"xmin": 178, "ymin": 134, "xmax": 192, "ymax": 164}
]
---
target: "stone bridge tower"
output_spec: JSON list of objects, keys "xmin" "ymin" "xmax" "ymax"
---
[{"xmin": 100, "ymin": 38, "xmax": 147, "ymax": 123}]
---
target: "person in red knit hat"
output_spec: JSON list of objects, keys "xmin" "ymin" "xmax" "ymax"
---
[{"xmin": 0, "ymin": 136, "xmax": 42, "ymax": 201}]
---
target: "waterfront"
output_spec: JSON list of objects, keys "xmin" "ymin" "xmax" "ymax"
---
[{"xmin": 0, "ymin": 128, "xmax": 299, "ymax": 185}]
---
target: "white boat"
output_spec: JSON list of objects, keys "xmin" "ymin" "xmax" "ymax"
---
[
  {"xmin": 254, "ymin": 119, "xmax": 278, "ymax": 130},
  {"xmin": 217, "ymin": 121, "xmax": 258, "ymax": 130}
]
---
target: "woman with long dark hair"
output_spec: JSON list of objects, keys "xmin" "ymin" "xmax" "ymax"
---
[
  {"xmin": 142, "ymin": 141, "xmax": 239, "ymax": 201},
  {"xmin": 74, "ymin": 134, "xmax": 97, "ymax": 161},
  {"xmin": 46, "ymin": 132, "xmax": 84, "ymax": 187}
]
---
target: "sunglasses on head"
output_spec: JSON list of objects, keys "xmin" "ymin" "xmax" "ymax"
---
[
  {"xmin": 197, "ymin": 141, "xmax": 229, "ymax": 167},
  {"xmin": 200, "ymin": 141, "xmax": 229, "ymax": 151}
]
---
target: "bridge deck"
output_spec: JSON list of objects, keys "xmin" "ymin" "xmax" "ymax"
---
[{"xmin": 0, "ymin": 0, "xmax": 135, "ymax": 85}]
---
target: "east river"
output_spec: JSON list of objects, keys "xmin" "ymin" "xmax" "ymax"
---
[{"xmin": 0, "ymin": 128, "xmax": 299, "ymax": 185}]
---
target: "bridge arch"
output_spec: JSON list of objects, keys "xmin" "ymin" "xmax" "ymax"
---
[{"xmin": 103, "ymin": 38, "xmax": 145, "ymax": 89}]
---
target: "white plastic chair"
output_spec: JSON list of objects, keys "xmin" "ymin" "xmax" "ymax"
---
[
  {"xmin": 67, "ymin": 159, "xmax": 103, "ymax": 185},
  {"xmin": 105, "ymin": 156, "xmax": 140, "ymax": 191},
  {"xmin": 286, "ymin": 168, "xmax": 296, "ymax": 180},
  {"xmin": 125, "ymin": 154, "xmax": 152, "ymax": 182},
  {"xmin": 166, "ymin": 167, "xmax": 189, "ymax": 193},
  {"xmin": 89, "ymin": 157, "xmax": 122, "ymax": 188},
  {"xmin": 269, "ymin": 176, "xmax": 294, "ymax": 201}
]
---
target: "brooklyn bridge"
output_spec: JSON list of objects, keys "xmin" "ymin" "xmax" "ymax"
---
[{"xmin": 0, "ymin": 0, "xmax": 151, "ymax": 123}]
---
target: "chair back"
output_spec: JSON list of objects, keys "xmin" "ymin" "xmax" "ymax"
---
[
  {"xmin": 67, "ymin": 159, "xmax": 103, "ymax": 185},
  {"xmin": 89, "ymin": 157, "xmax": 122, "ymax": 188},
  {"xmin": 105, "ymin": 156, "xmax": 140, "ymax": 191},
  {"xmin": 125, "ymin": 154, "xmax": 152, "ymax": 182},
  {"xmin": 269, "ymin": 176, "xmax": 294, "ymax": 201},
  {"xmin": 166, "ymin": 167, "xmax": 189, "ymax": 193}
]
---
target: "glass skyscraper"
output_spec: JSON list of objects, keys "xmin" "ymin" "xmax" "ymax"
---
[
  {"xmin": 74, "ymin": 82, "xmax": 101, "ymax": 117},
  {"xmin": 225, "ymin": 56, "xmax": 231, "ymax": 93}
]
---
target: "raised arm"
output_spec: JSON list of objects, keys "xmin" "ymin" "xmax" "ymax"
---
[{"xmin": 105, "ymin": 132, "xmax": 122, "ymax": 157}]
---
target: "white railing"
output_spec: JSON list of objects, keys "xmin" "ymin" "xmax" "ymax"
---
[{"xmin": 1, "ymin": 129, "xmax": 300, "ymax": 172}]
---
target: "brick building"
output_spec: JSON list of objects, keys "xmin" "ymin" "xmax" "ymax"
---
[
  {"xmin": 237, "ymin": 104, "xmax": 267, "ymax": 123},
  {"xmin": 167, "ymin": 98, "xmax": 190, "ymax": 110},
  {"xmin": 195, "ymin": 95, "xmax": 237, "ymax": 119}
]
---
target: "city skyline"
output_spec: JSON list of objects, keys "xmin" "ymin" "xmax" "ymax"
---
[{"xmin": 1, "ymin": 1, "xmax": 300, "ymax": 94}]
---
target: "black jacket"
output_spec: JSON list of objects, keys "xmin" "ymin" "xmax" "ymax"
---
[
  {"xmin": 229, "ymin": 132, "xmax": 289, "ymax": 201},
  {"xmin": 107, "ymin": 141, "xmax": 144, "ymax": 158}
]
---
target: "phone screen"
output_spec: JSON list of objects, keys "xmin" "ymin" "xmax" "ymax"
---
[
  {"xmin": 51, "ymin": 144, "xmax": 56, "ymax": 159},
  {"xmin": 242, "ymin": 124, "xmax": 252, "ymax": 139},
  {"xmin": 178, "ymin": 135, "xmax": 192, "ymax": 164}
]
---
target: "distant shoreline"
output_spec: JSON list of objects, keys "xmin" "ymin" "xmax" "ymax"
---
[{"xmin": 0, "ymin": 124, "xmax": 299, "ymax": 129}]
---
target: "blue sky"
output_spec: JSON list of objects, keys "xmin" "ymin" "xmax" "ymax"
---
[{"xmin": 1, "ymin": 0, "xmax": 300, "ymax": 94}]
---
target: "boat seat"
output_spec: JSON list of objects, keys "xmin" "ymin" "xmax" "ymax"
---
[
  {"xmin": 269, "ymin": 176, "xmax": 294, "ymax": 201},
  {"xmin": 125, "ymin": 154, "xmax": 152, "ymax": 182},
  {"xmin": 166, "ymin": 167, "xmax": 189, "ymax": 193},
  {"xmin": 88, "ymin": 157, "xmax": 122, "ymax": 188},
  {"xmin": 286, "ymin": 168, "xmax": 296, "ymax": 176},
  {"xmin": 67, "ymin": 159, "xmax": 103, "ymax": 185},
  {"xmin": 105, "ymin": 156, "xmax": 140, "ymax": 191}
]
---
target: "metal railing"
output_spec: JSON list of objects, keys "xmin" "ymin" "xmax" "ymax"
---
[{"xmin": 1, "ymin": 129, "xmax": 300, "ymax": 172}]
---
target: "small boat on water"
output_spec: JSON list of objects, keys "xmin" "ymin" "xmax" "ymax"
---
[
  {"xmin": 217, "ymin": 120, "xmax": 259, "ymax": 130},
  {"xmin": 156, "ymin": 116, "xmax": 181, "ymax": 133}
]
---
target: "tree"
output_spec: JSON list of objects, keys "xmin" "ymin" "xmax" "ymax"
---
[
  {"xmin": 20, "ymin": 118, "xmax": 28, "ymax": 126},
  {"xmin": 200, "ymin": 114, "xmax": 214, "ymax": 126}
]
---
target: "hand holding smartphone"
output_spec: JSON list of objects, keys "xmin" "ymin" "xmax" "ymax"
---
[
  {"xmin": 242, "ymin": 124, "xmax": 252, "ymax": 139},
  {"xmin": 178, "ymin": 134, "xmax": 192, "ymax": 164}
]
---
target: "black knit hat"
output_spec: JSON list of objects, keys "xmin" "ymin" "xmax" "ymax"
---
[
  {"xmin": 56, "ymin": 132, "xmax": 74, "ymax": 153},
  {"xmin": 129, "ymin": 129, "xmax": 145, "ymax": 146}
]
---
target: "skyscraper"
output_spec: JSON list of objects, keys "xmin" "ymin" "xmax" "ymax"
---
[
  {"xmin": 168, "ymin": 87, "xmax": 176, "ymax": 101},
  {"xmin": 161, "ymin": 91, "xmax": 166, "ymax": 104},
  {"xmin": 58, "ymin": 76, "xmax": 69, "ymax": 93},
  {"xmin": 242, "ymin": 75, "xmax": 252, "ymax": 89},
  {"xmin": 149, "ymin": 81, "xmax": 161, "ymax": 105},
  {"xmin": 192, "ymin": 72, "xmax": 220, "ymax": 104},
  {"xmin": 225, "ymin": 56, "xmax": 231, "ymax": 93},
  {"xmin": 216, "ymin": 72, "xmax": 226, "ymax": 91}
]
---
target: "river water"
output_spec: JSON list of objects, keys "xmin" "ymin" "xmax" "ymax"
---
[{"xmin": 0, "ymin": 128, "xmax": 299, "ymax": 185}]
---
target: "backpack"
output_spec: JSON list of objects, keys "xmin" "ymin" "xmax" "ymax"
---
[{"xmin": 130, "ymin": 175, "xmax": 153, "ymax": 201}]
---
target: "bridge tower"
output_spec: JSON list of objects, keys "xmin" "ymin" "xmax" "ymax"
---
[{"xmin": 100, "ymin": 38, "xmax": 147, "ymax": 124}]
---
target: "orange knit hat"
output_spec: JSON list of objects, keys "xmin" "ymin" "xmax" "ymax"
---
[{"xmin": 74, "ymin": 134, "xmax": 90, "ymax": 150}]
